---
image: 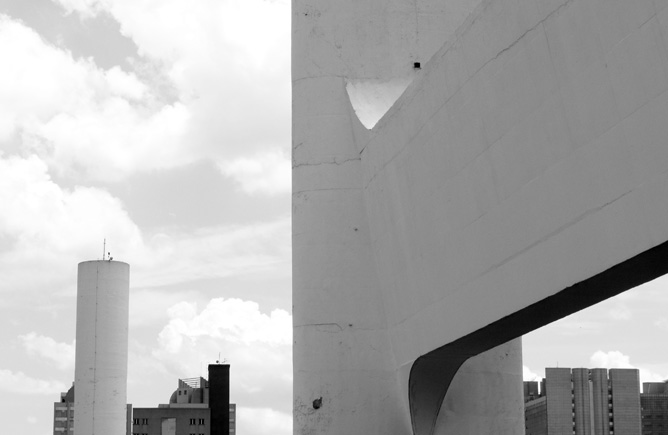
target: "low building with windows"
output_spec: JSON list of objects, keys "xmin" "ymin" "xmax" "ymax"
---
[
  {"xmin": 53, "ymin": 384, "xmax": 75, "ymax": 435},
  {"xmin": 132, "ymin": 364, "xmax": 235, "ymax": 435}
]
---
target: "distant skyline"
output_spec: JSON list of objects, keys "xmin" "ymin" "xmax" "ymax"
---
[{"xmin": 0, "ymin": 1, "xmax": 667, "ymax": 435}]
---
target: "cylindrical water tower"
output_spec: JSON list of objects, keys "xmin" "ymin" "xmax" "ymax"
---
[{"xmin": 74, "ymin": 260, "xmax": 130, "ymax": 435}]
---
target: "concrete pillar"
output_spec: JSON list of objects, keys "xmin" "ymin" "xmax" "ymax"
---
[
  {"xmin": 74, "ymin": 260, "xmax": 129, "ymax": 435},
  {"xmin": 433, "ymin": 339, "xmax": 524, "ymax": 435}
]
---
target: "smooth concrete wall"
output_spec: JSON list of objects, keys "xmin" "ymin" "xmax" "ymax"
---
[
  {"xmin": 365, "ymin": 0, "xmax": 668, "ymax": 356},
  {"xmin": 293, "ymin": 0, "xmax": 523, "ymax": 433},
  {"xmin": 294, "ymin": 0, "xmax": 668, "ymax": 433},
  {"xmin": 74, "ymin": 260, "xmax": 129, "ymax": 435}
]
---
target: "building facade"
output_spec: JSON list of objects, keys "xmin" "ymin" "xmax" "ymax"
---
[
  {"xmin": 132, "ymin": 364, "xmax": 236, "ymax": 435},
  {"xmin": 524, "ymin": 368, "xmax": 641, "ymax": 435},
  {"xmin": 641, "ymin": 382, "xmax": 668, "ymax": 435},
  {"xmin": 53, "ymin": 385, "xmax": 75, "ymax": 435}
]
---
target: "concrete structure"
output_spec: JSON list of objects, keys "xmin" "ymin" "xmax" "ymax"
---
[
  {"xmin": 132, "ymin": 365, "xmax": 235, "ymax": 435},
  {"xmin": 54, "ymin": 384, "xmax": 132, "ymax": 435},
  {"xmin": 74, "ymin": 260, "xmax": 130, "ymax": 435},
  {"xmin": 641, "ymin": 382, "xmax": 668, "ymax": 435},
  {"xmin": 293, "ymin": 0, "xmax": 668, "ymax": 433},
  {"xmin": 523, "ymin": 368, "xmax": 641, "ymax": 434}
]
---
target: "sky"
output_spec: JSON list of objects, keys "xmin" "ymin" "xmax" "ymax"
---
[{"xmin": 0, "ymin": 1, "xmax": 667, "ymax": 435}]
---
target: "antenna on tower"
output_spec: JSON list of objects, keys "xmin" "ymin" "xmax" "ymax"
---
[{"xmin": 103, "ymin": 239, "xmax": 106, "ymax": 260}]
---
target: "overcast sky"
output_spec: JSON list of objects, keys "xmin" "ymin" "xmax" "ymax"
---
[{"xmin": 1, "ymin": 1, "xmax": 667, "ymax": 435}]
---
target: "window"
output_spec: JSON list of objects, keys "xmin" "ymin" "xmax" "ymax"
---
[
  {"xmin": 198, "ymin": 418, "xmax": 205, "ymax": 425},
  {"xmin": 190, "ymin": 418, "xmax": 196, "ymax": 425}
]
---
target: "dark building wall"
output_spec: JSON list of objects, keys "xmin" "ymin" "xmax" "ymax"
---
[
  {"xmin": 645, "ymin": 383, "xmax": 668, "ymax": 395},
  {"xmin": 525, "ymin": 381, "xmax": 540, "ymax": 402},
  {"xmin": 525, "ymin": 397, "xmax": 548, "ymax": 435},
  {"xmin": 132, "ymin": 408, "xmax": 210, "ymax": 435},
  {"xmin": 641, "ymin": 394, "xmax": 668, "ymax": 435},
  {"xmin": 208, "ymin": 364, "xmax": 230, "ymax": 435}
]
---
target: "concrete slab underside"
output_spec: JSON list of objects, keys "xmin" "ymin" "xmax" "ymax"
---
[{"xmin": 292, "ymin": 0, "xmax": 668, "ymax": 433}]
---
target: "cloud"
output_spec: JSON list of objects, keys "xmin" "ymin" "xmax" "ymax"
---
[
  {"xmin": 590, "ymin": 350, "xmax": 633, "ymax": 368},
  {"xmin": 0, "ymin": 153, "xmax": 290, "ymax": 295},
  {"xmin": 590, "ymin": 350, "xmax": 667, "ymax": 384},
  {"xmin": 654, "ymin": 317, "xmax": 668, "ymax": 330},
  {"xmin": 523, "ymin": 365, "xmax": 540, "ymax": 382},
  {"xmin": 49, "ymin": 0, "xmax": 292, "ymax": 166},
  {"xmin": 152, "ymin": 298, "xmax": 292, "ymax": 415},
  {"xmin": 158, "ymin": 298, "xmax": 291, "ymax": 352},
  {"xmin": 607, "ymin": 304, "xmax": 632, "ymax": 321},
  {"xmin": 19, "ymin": 332, "xmax": 75, "ymax": 371},
  {"xmin": 218, "ymin": 150, "xmax": 291, "ymax": 196},
  {"xmin": 0, "ymin": 368, "xmax": 67, "ymax": 395},
  {"xmin": 237, "ymin": 407, "xmax": 292, "ymax": 435},
  {"xmin": 3, "ymin": 1, "xmax": 291, "ymax": 185},
  {"xmin": 0, "ymin": 15, "xmax": 193, "ymax": 182},
  {"xmin": 0, "ymin": 154, "xmax": 143, "ymax": 293},
  {"xmin": 552, "ymin": 319, "xmax": 602, "ymax": 335}
]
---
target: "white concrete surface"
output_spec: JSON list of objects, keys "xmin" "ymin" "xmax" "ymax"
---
[
  {"xmin": 294, "ymin": 0, "xmax": 668, "ymax": 433},
  {"xmin": 74, "ymin": 260, "xmax": 130, "ymax": 435}
]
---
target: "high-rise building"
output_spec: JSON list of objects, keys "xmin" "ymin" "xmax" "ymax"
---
[
  {"xmin": 641, "ymin": 381, "xmax": 668, "ymax": 435},
  {"xmin": 524, "ymin": 368, "xmax": 641, "ymax": 435},
  {"xmin": 132, "ymin": 364, "xmax": 236, "ymax": 435},
  {"xmin": 74, "ymin": 260, "xmax": 130, "ymax": 435}
]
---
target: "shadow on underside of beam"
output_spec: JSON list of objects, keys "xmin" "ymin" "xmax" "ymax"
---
[{"xmin": 409, "ymin": 238, "xmax": 668, "ymax": 435}]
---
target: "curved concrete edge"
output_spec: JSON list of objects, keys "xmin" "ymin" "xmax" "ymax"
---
[{"xmin": 408, "ymin": 238, "xmax": 668, "ymax": 434}]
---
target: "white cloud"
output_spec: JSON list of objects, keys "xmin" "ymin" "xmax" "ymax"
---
[
  {"xmin": 54, "ymin": 0, "xmax": 103, "ymax": 18},
  {"xmin": 3, "ymin": 1, "xmax": 292, "ymax": 182},
  {"xmin": 0, "ymin": 15, "xmax": 193, "ymax": 182},
  {"xmin": 128, "ymin": 217, "xmax": 291, "ymax": 289},
  {"xmin": 218, "ymin": 150, "xmax": 291, "ymax": 195},
  {"xmin": 607, "ymin": 304, "xmax": 632, "ymax": 321},
  {"xmin": 523, "ymin": 365, "xmax": 540, "ymax": 382},
  {"xmin": 152, "ymin": 298, "xmax": 292, "ymax": 414},
  {"xmin": 237, "ymin": 407, "xmax": 292, "ymax": 435},
  {"xmin": 0, "ymin": 368, "xmax": 67, "ymax": 395},
  {"xmin": 0, "ymin": 154, "xmax": 143, "ymax": 292},
  {"xmin": 158, "ymin": 298, "xmax": 291, "ymax": 352},
  {"xmin": 19, "ymin": 332, "xmax": 75, "ymax": 371},
  {"xmin": 590, "ymin": 350, "xmax": 667, "ymax": 384},
  {"xmin": 654, "ymin": 317, "xmax": 668, "ymax": 330},
  {"xmin": 552, "ymin": 319, "xmax": 602, "ymax": 335},
  {"xmin": 590, "ymin": 350, "xmax": 633, "ymax": 369},
  {"xmin": 49, "ymin": 0, "xmax": 292, "ymax": 165},
  {"xmin": 0, "ymin": 153, "xmax": 290, "ymax": 295}
]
